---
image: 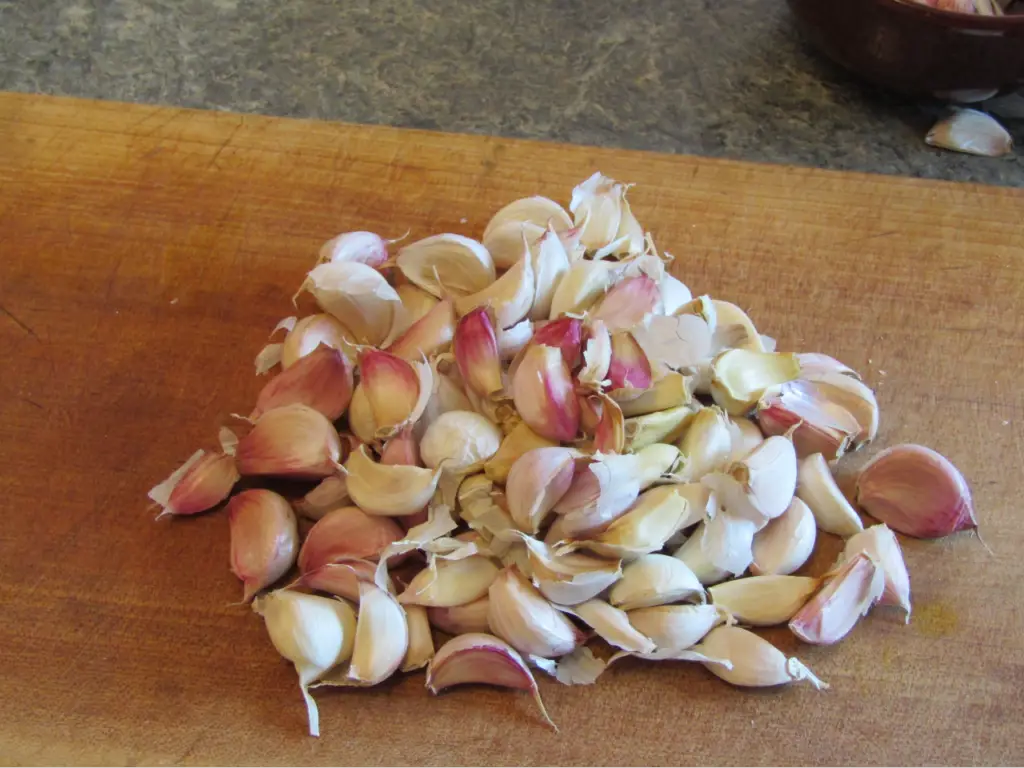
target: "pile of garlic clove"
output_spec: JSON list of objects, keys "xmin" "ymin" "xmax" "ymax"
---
[{"xmin": 148, "ymin": 172, "xmax": 980, "ymax": 737}]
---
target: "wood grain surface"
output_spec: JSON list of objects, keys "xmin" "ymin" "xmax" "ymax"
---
[{"xmin": 1, "ymin": 92, "xmax": 1022, "ymax": 767}]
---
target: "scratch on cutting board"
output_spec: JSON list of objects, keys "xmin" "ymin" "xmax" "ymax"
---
[{"xmin": 0, "ymin": 303, "xmax": 40, "ymax": 341}]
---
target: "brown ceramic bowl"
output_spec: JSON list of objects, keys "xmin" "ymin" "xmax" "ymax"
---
[{"xmin": 787, "ymin": 0, "xmax": 1024, "ymax": 96}]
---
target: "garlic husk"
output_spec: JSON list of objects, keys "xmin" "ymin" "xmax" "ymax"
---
[
  {"xmin": 295, "ymin": 261, "xmax": 403, "ymax": 346},
  {"xmin": 506, "ymin": 532, "xmax": 622, "ymax": 605},
  {"xmin": 553, "ymin": 453, "xmax": 642, "ymax": 540},
  {"xmin": 693, "ymin": 625, "xmax": 827, "ymax": 690},
  {"xmin": 228, "ymin": 489, "xmax": 299, "ymax": 602},
  {"xmin": 395, "ymin": 283, "xmax": 440, "ymax": 326},
  {"xmin": 627, "ymin": 604, "xmax": 729, "ymax": 651},
  {"xmin": 497, "ymin": 318, "xmax": 535, "ymax": 361},
  {"xmin": 344, "ymin": 445, "xmax": 443, "ymax": 517},
  {"xmin": 295, "ymin": 475, "xmax": 351, "ymax": 521},
  {"xmin": 709, "ymin": 575, "xmax": 820, "ymax": 627},
  {"xmin": 427, "ymin": 596, "xmax": 491, "ymax": 635},
  {"xmin": 796, "ymin": 352, "xmax": 860, "ymax": 381},
  {"xmin": 345, "ymin": 580, "xmax": 409, "ymax": 685},
  {"xmin": 840, "ymin": 524, "xmax": 911, "ymax": 619},
  {"xmin": 756, "ymin": 379, "xmax": 858, "ymax": 461},
  {"xmin": 672, "ymin": 523, "xmax": 731, "ymax": 586},
  {"xmin": 611, "ymin": 372, "xmax": 692, "ymax": 417},
  {"xmin": 511, "ymin": 344, "xmax": 581, "ymax": 443},
  {"xmin": 252, "ymin": 346, "xmax": 354, "ymax": 422},
  {"xmin": 253, "ymin": 589, "xmax": 357, "ymax": 737},
  {"xmin": 458, "ymin": 475, "xmax": 519, "ymax": 548},
  {"xmin": 532, "ymin": 316, "xmax": 584, "ymax": 370},
  {"xmin": 675, "ymin": 295, "xmax": 717, "ymax": 332},
  {"xmin": 750, "ymin": 497, "xmax": 817, "ymax": 576},
  {"xmin": 506, "ymin": 446, "xmax": 578, "ymax": 534},
  {"xmin": 297, "ymin": 505, "xmax": 405, "ymax": 573},
  {"xmin": 810, "ymin": 373, "xmax": 879, "ymax": 447},
  {"xmin": 570, "ymin": 171, "xmax": 624, "ymax": 252},
  {"xmin": 359, "ymin": 349, "xmax": 432, "ymax": 439},
  {"xmin": 709, "ymin": 301, "xmax": 765, "ymax": 353},
  {"xmin": 589, "ymin": 392, "xmax": 626, "ymax": 454},
  {"xmin": 624, "ymin": 404, "xmax": 698, "ymax": 452},
  {"xmin": 591, "ymin": 275, "xmax": 660, "ymax": 333},
  {"xmin": 631, "ymin": 315, "xmax": 713, "ymax": 374},
  {"xmin": 484, "ymin": 422, "xmax": 558, "ymax": 484},
  {"xmin": 293, "ymin": 558, "xmax": 379, "ymax": 602},
  {"xmin": 149, "ymin": 449, "xmax": 238, "ymax": 518},
  {"xmin": 455, "ymin": 234, "xmax": 536, "ymax": 329},
  {"xmin": 401, "ymin": 604, "xmax": 435, "ymax": 672},
  {"xmin": 235, "ymin": 404, "xmax": 341, "ymax": 479},
  {"xmin": 855, "ymin": 443, "xmax": 976, "ymax": 539},
  {"xmin": 548, "ymin": 259, "xmax": 615, "ymax": 318},
  {"xmin": 709, "ymin": 349, "xmax": 800, "ymax": 416},
  {"xmin": 398, "ymin": 555, "xmax": 500, "ymax": 607},
  {"xmin": 386, "ymin": 299, "xmax": 456, "ymax": 361},
  {"xmin": 676, "ymin": 406, "xmax": 733, "ymax": 482},
  {"xmin": 699, "ymin": 500, "xmax": 759, "ymax": 577},
  {"xmin": 484, "ymin": 220, "xmax": 547, "ymax": 271},
  {"xmin": 660, "ymin": 274, "xmax": 693, "ymax": 315},
  {"xmin": 797, "ymin": 452, "xmax": 864, "ymax": 537},
  {"xmin": 426, "ymin": 633, "xmax": 556, "ymax": 729},
  {"xmin": 607, "ymin": 331, "xmax": 653, "ymax": 391},
  {"xmin": 577, "ymin": 320, "xmax": 611, "ymax": 389},
  {"xmin": 634, "ymin": 443, "xmax": 684, "ymax": 489},
  {"xmin": 280, "ymin": 314, "xmax": 357, "ymax": 370},
  {"xmin": 570, "ymin": 484, "xmax": 692, "ymax": 559},
  {"xmin": 926, "ymin": 108, "xmax": 1013, "ymax": 157},
  {"xmin": 609, "ymin": 553, "xmax": 705, "ymax": 610},
  {"xmin": 379, "ymin": 427, "xmax": 421, "ymax": 466},
  {"xmin": 789, "ymin": 553, "xmax": 884, "ymax": 645},
  {"xmin": 727, "ymin": 416, "xmax": 764, "ymax": 463},
  {"xmin": 317, "ymin": 230, "xmax": 390, "ymax": 268},
  {"xmin": 530, "ymin": 229, "xmax": 572, "ymax": 321},
  {"xmin": 420, "ymin": 410, "xmax": 503, "ymax": 474},
  {"xmin": 557, "ymin": 600, "xmax": 656, "ymax": 654},
  {"xmin": 396, "ymin": 233, "xmax": 496, "ymax": 298},
  {"xmin": 487, "ymin": 566, "xmax": 583, "ymax": 658}
]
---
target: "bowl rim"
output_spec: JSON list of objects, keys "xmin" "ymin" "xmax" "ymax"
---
[{"xmin": 882, "ymin": 0, "xmax": 1024, "ymax": 27}]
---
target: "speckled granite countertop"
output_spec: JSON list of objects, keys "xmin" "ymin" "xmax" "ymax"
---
[{"xmin": 2, "ymin": 0, "xmax": 1022, "ymax": 186}]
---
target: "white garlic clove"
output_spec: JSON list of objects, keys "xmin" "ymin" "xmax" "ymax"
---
[
  {"xmin": 548, "ymin": 259, "xmax": 616, "ymax": 318},
  {"xmin": 497, "ymin": 318, "xmax": 535, "ymax": 361},
  {"xmin": 149, "ymin": 449, "xmax": 238, "ymax": 518},
  {"xmin": 693, "ymin": 625, "xmax": 827, "ymax": 689},
  {"xmin": 398, "ymin": 555, "xmax": 500, "ymax": 607},
  {"xmin": 750, "ymin": 497, "xmax": 817, "ymax": 576},
  {"xmin": 731, "ymin": 434, "xmax": 799, "ymax": 520},
  {"xmin": 427, "ymin": 596, "xmax": 492, "ymax": 635},
  {"xmin": 556, "ymin": 600, "xmax": 656, "ymax": 654},
  {"xmin": 228, "ymin": 489, "xmax": 299, "ymax": 602},
  {"xmin": 661, "ymin": 274, "xmax": 694, "ymax": 315},
  {"xmin": 726, "ymin": 416, "xmax": 764, "ymax": 463},
  {"xmin": 420, "ymin": 410, "xmax": 503, "ymax": 475},
  {"xmin": 252, "ymin": 346, "xmax": 354, "ymax": 422},
  {"xmin": 634, "ymin": 443, "xmax": 684, "ymax": 490},
  {"xmin": 385, "ymin": 299, "xmax": 456, "ymax": 361},
  {"xmin": 297, "ymin": 505, "xmax": 404, "ymax": 573},
  {"xmin": 671, "ymin": 523, "xmax": 731, "ymax": 586},
  {"xmin": 511, "ymin": 344, "xmax": 581, "ymax": 443},
  {"xmin": 609, "ymin": 553, "xmax": 705, "ymax": 610},
  {"xmin": 699, "ymin": 500, "xmax": 759, "ymax": 577},
  {"xmin": 506, "ymin": 446, "xmax": 578, "ymax": 534},
  {"xmin": 806, "ymin": 373, "xmax": 879, "ymax": 447},
  {"xmin": 611, "ymin": 372, "xmax": 692, "ymax": 418},
  {"xmin": 627, "ymin": 604, "xmax": 729, "ymax": 651},
  {"xmin": 507, "ymin": 532, "xmax": 622, "ymax": 606},
  {"xmin": 487, "ymin": 566, "xmax": 583, "ymax": 658},
  {"xmin": 396, "ymin": 233, "xmax": 496, "ymax": 298},
  {"xmin": 344, "ymin": 445, "xmax": 443, "ymax": 517},
  {"xmin": 280, "ymin": 314, "xmax": 357, "ymax": 370},
  {"xmin": 455, "ymin": 232, "xmax": 536, "ymax": 329},
  {"xmin": 570, "ymin": 484, "xmax": 692, "ymax": 559},
  {"xmin": 530, "ymin": 229, "xmax": 572, "ymax": 321},
  {"xmin": 295, "ymin": 261, "xmax": 404, "ymax": 346},
  {"xmin": 484, "ymin": 196, "xmax": 572, "ymax": 267},
  {"xmin": 797, "ymin": 453, "xmax": 864, "ymax": 537},
  {"xmin": 839, "ymin": 524, "xmax": 911, "ymax": 619},
  {"xmin": 347, "ymin": 383, "xmax": 378, "ymax": 444},
  {"xmin": 484, "ymin": 421, "xmax": 558, "ymax": 484},
  {"xmin": 235, "ymin": 404, "xmax": 342, "ymax": 480},
  {"xmin": 709, "ymin": 575, "xmax": 820, "ymax": 627},
  {"xmin": 483, "ymin": 220, "xmax": 547, "ymax": 271},
  {"xmin": 570, "ymin": 172, "xmax": 624, "ymax": 252},
  {"xmin": 926, "ymin": 109, "xmax": 1013, "ymax": 157},
  {"xmin": 551, "ymin": 455, "xmax": 644, "ymax": 542},
  {"xmin": 709, "ymin": 301, "xmax": 766, "ymax": 353},
  {"xmin": 709, "ymin": 349, "xmax": 801, "ymax": 416},
  {"xmin": 317, "ymin": 230, "xmax": 390, "ymax": 268},
  {"xmin": 401, "ymin": 604, "xmax": 435, "ymax": 672},
  {"xmin": 427, "ymin": 633, "xmax": 556, "ymax": 729},
  {"xmin": 358, "ymin": 349, "xmax": 433, "ymax": 439},
  {"xmin": 676, "ymin": 406, "xmax": 734, "ymax": 482},
  {"xmin": 395, "ymin": 283, "xmax": 440, "ymax": 327},
  {"xmin": 345, "ymin": 580, "xmax": 409, "ymax": 685},
  {"xmin": 789, "ymin": 553, "xmax": 885, "ymax": 645},
  {"xmin": 624, "ymin": 404, "xmax": 699, "ymax": 452}
]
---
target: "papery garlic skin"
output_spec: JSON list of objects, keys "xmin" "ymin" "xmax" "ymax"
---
[
  {"xmin": 235, "ymin": 404, "xmax": 342, "ymax": 480},
  {"xmin": 789, "ymin": 553, "xmax": 885, "ymax": 645},
  {"xmin": 228, "ymin": 489, "xmax": 299, "ymax": 602},
  {"xmin": 693, "ymin": 625, "xmax": 828, "ymax": 690},
  {"xmin": 840, "ymin": 524, "xmax": 911, "ymax": 619},
  {"xmin": 149, "ymin": 449, "xmax": 239, "ymax": 518},
  {"xmin": 558, "ymin": 600, "xmax": 656, "ymax": 654}
]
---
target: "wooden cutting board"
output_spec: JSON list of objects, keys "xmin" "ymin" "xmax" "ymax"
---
[{"xmin": 1, "ymin": 92, "xmax": 1022, "ymax": 767}]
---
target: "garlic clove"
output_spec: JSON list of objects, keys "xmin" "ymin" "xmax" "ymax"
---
[
  {"xmin": 420, "ymin": 410, "xmax": 503, "ymax": 474},
  {"xmin": 611, "ymin": 372, "xmax": 692, "ymax": 417},
  {"xmin": 676, "ymin": 406, "xmax": 734, "ymax": 482},
  {"xmin": 840, "ymin": 524, "xmax": 912, "ymax": 620},
  {"xmin": 726, "ymin": 416, "xmax": 764, "ymax": 463},
  {"xmin": 732, "ymin": 434, "xmax": 799, "ymax": 520},
  {"xmin": 789, "ymin": 552, "xmax": 884, "ymax": 645},
  {"xmin": 415, "ymin": 360, "xmax": 478, "ymax": 440},
  {"xmin": 487, "ymin": 566, "xmax": 583, "ymax": 658},
  {"xmin": 805, "ymin": 373, "xmax": 880, "ymax": 447},
  {"xmin": 427, "ymin": 596, "xmax": 491, "ymax": 635},
  {"xmin": 497, "ymin": 318, "xmax": 534, "ymax": 361},
  {"xmin": 577, "ymin": 320, "xmax": 612, "ymax": 389},
  {"xmin": 630, "ymin": 314, "xmax": 713, "ymax": 374},
  {"xmin": 149, "ymin": 449, "xmax": 238, "ymax": 518},
  {"xmin": 797, "ymin": 453, "xmax": 864, "ymax": 537},
  {"xmin": 483, "ymin": 220, "xmax": 548, "ymax": 271},
  {"xmin": 344, "ymin": 445, "xmax": 443, "ymax": 517},
  {"xmin": 235, "ymin": 404, "xmax": 342, "ymax": 479},
  {"xmin": 549, "ymin": 259, "xmax": 617, "ymax": 318},
  {"xmin": 796, "ymin": 352, "xmax": 860, "ymax": 381},
  {"xmin": 396, "ymin": 233, "xmax": 496, "ymax": 298},
  {"xmin": 398, "ymin": 555, "xmax": 500, "ymax": 607},
  {"xmin": 532, "ymin": 316, "xmax": 584, "ymax": 371},
  {"xmin": 671, "ymin": 523, "xmax": 731, "ymax": 586},
  {"xmin": 228, "ymin": 489, "xmax": 299, "ymax": 602},
  {"xmin": 279, "ymin": 314, "xmax": 357, "ymax": 370},
  {"xmin": 609, "ymin": 553, "xmax": 705, "ymax": 610},
  {"xmin": 750, "ymin": 498, "xmax": 817, "ymax": 576},
  {"xmin": 554, "ymin": 453, "xmax": 642, "ymax": 540},
  {"xmin": 608, "ymin": 331, "xmax": 653, "ymax": 391},
  {"xmin": 530, "ymin": 229, "xmax": 572, "ymax": 321},
  {"xmin": 709, "ymin": 301, "xmax": 766, "ymax": 354},
  {"xmin": 709, "ymin": 575, "xmax": 820, "ymax": 627},
  {"xmin": 252, "ymin": 346, "xmax": 354, "ymax": 422},
  {"xmin": 926, "ymin": 108, "xmax": 1013, "ymax": 157},
  {"xmin": 855, "ymin": 443, "xmax": 977, "ymax": 540},
  {"xmin": 511, "ymin": 344, "xmax": 581, "ymax": 443},
  {"xmin": 572, "ymin": 484, "xmax": 692, "ymax": 559},
  {"xmin": 298, "ymin": 505, "xmax": 405, "ymax": 573},
  {"xmin": 293, "ymin": 558, "xmax": 379, "ymax": 602},
  {"xmin": 359, "ymin": 349, "xmax": 432, "ymax": 439},
  {"xmin": 484, "ymin": 195, "xmax": 572, "ymax": 244},
  {"xmin": 454, "ymin": 234, "xmax": 536, "ymax": 329},
  {"xmin": 401, "ymin": 604, "xmax": 435, "ymax": 672},
  {"xmin": 295, "ymin": 475, "xmax": 351, "ymax": 521},
  {"xmin": 756, "ymin": 379, "xmax": 859, "ymax": 461},
  {"xmin": 634, "ymin": 443, "xmax": 684, "ymax": 490},
  {"xmin": 710, "ymin": 349, "xmax": 801, "ymax": 416},
  {"xmin": 597, "ymin": 188, "xmax": 645, "ymax": 258},
  {"xmin": 627, "ymin": 604, "xmax": 728, "ymax": 651},
  {"xmin": 692, "ymin": 625, "xmax": 827, "ymax": 690},
  {"xmin": 345, "ymin": 580, "xmax": 409, "ymax": 685},
  {"xmin": 506, "ymin": 446, "xmax": 578, "ymax": 534},
  {"xmin": 570, "ymin": 172, "xmax": 624, "ymax": 252},
  {"xmin": 295, "ymin": 262, "xmax": 404, "ymax": 346},
  {"xmin": 252, "ymin": 589, "xmax": 357, "ymax": 737},
  {"xmin": 484, "ymin": 422, "xmax": 558, "ymax": 484},
  {"xmin": 385, "ymin": 299, "xmax": 456, "ymax": 361},
  {"xmin": 590, "ymin": 392, "xmax": 626, "ymax": 454},
  {"xmin": 347, "ymin": 383, "xmax": 378, "ymax": 444},
  {"xmin": 317, "ymin": 230, "xmax": 390, "ymax": 268},
  {"xmin": 591, "ymin": 275, "xmax": 660, "ymax": 333},
  {"xmin": 427, "ymin": 633, "xmax": 556, "ymax": 729},
  {"xmin": 395, "ymin": 283, "xmax": 440, "ymax": 327},
  {"xmin": 379, "ymin": 427, "xmax": 421, "ymax": 466},
  {"xmin": 624, "ymin": 404, "xmax": 698, "ymax": 452},
  {"xmin": 453, "ymin": 307, "xmax": 505, "ymax": 399},
  {"xmin": 699, "ymin": 500, "xmax": 759, "ymax": 577},
  {"xmin": 557, "ymin": 600, "xmax": 656, "ymax": 654}
]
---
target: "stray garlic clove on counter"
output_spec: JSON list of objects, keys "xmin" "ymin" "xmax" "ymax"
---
[
  {"xmin": 556, "ymin": 600, "xmax": 656, "ymax": 654},
  {"xmin": 709, "ymin": 349, "xmax": 801, "ymax": 416},
  {"xmin": 487, "ymin": 566, "xmax": 583, "ymax": 658},
  {"xmin": 511, "ymin": 344, "xmax": 581, "ymax": 442},
  {"xmin": 317, "ymin": 230, "xmax": 391, "ymax": 268},
  {"xmin": 297, "ymin": 505, "xmax": 404, "ymax": 573},
  {"xmin": 609, "ymin": 553, "xmax": 705, "ymax": 610},
  {"xmin": 385, "ymin": 299, "xmax": 456, "ymax": 361},
  {"xmin": 627, "ymin": 604, "xmax": 729, "ymax": 651},
  {"xmin": 427, "ymin": 633, "xmax": 556, "ymax": 729},
  {"xmin": 750, "ymin": 498, "xmax": 817, "ymax": 576},
  {"xmin": 344, "ymin": 580, "xmax": 409, "ymax": 685},
  {"xmin": 295, "ymin": 261, "xmax": 404, "ymax": 346},
  {"xmin": 789, "ymin": 552, "xmax": 885, "ymax": 645},
  {"xmin": 427, "ymin": 596, "xmax": 492, "ymax": 635},
  {"xmin": 358, "ymin": 349, "xmax": 432, "ymax": 439},
  {"xmin": 855, "ymin": 444, "xmax": 977, "ymax": 539},
  {"xmin": 506, "ymin": 446, "xmax": 578, "ymax": 534},
  {"xmin": 420, "ymin": 410, "xmax": 503, "ymax": 474},
  {"xmin": 839, "ymin": 524, "xmax": 912, "ymax": 620},
  {"xmin": 252, "ymin": 346, "xmax": 354, "ymax": 421},
  {"xmin": 401, "ymin": 604, "xmax": 435, "ymax": 672},
  {"xmin": 797, "ymin": 453, "xmax": 864, "ymax": 537},
  {"xmin": 676, "ymin": 406, "xmax": 734, "ymax": 482},
  {"xmin": 253, "ymin": 589, "xmax": 357, "ymax": 737},
  {"xmin": 926, "ymin": 109, "xmax": 1013, "ymax": 157},
  {"xmin": 149, "ymin": 449, "xmax": 239, "ymax": 518},
  {"xmin": 397, "ymin": 556, "xmax": 500, "ymax": 607},
  {"xmin": 228, "ymin": 489, "xmax": 299, "ymax": 602},
  {"xmin": 709, "ymin": 575, "xmax": 820, "ymax": 627},
  {"xmin": 235, "ymin": 404, "xmax": 342, "ymax": 479},
  {"xmin": 344, "ymin": 445, "xmax": 443, "ymax": 517},
  {"xmin": 693, "ymin": 625, "xmax": 828, "ymax": 690},
  {"xmin": 396, "ymin": 234, "xmax": 496, "ymax": 298}
]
